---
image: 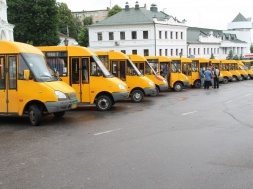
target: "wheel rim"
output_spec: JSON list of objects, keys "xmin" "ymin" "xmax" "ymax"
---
[
  {"xmin": 175, "ymin": 84, "xmax": 182, "ymax": 91},
  {"xmin": 133, "ymin": 92, "xmax": 141, "ymax": 101},
  {"xmin": 98, "ymin": 98, "xmax": 109, "ymax": 110},
  {"xmin": 29, "ymin": 111, "xmax": 36, "ymax": 125}
]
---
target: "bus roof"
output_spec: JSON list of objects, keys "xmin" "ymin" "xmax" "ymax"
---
[
  {"xmin": 209, "ymin": 59, "xmax": 220, "ymax": 63},
  {"xmin": 37, "ymin": 45, "xmax": 97, "ymax": 57},
  {"xmin": 0, "ymin": 40, "xmax": 43, "ymax": 55},
  {"xmin": 190, "ymin": 58, "xmax": 209, "ymax": 63},
  {"xmin": 170, "ymin": 57, "xmax": 192, "ymax": 63},
  {"xmin": 96, "ymin": 51, "xmax": 129, "ymax": 60},
  {"xmin": 127, "ymin": 54, "xmax": 146, "ymax": 62},
  {"xmin": 145, "ymin": 56, "xmax": 172, "ymax": 62}
]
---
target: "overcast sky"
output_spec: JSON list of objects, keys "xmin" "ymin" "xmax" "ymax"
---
[{"xmin": 57, "ymin": 0, "xmax": 253, "ymax": 39}]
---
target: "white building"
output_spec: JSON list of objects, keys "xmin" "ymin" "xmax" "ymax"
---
[
  {"xmin": 0, "ymin": 0, "xmax": 14, "ymax": 41},
  {"xmin": 88, "ymin": 2, "xmax": 252, "ymax": 59}
]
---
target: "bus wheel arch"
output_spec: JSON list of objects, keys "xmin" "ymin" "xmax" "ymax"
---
[
  {"xmin": 150, "ymin": 85, "xmax": 159, "ymax": 97},
  {"xmin": 24, "ymin": 101, "xmax": 46, "ymax": 126},
  {"xmin": 95, "ymin": 93, "xmax": 113, "ymax": 111}
]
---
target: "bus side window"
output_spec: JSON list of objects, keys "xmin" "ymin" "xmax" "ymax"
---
[
  {"xmin": 120, "ymin": 61, "xmax": 125, "ymax": 80},
  {"xmin": 0, "ymin": 56, "xmax": 5, "ymax": 89},
  {"xmin": 71, "ymin": 58, "xmax": 79, "ymax": 84},
  {"xmin": 9, "ymin": 56, "xmax": 17, "ymax": 89}
]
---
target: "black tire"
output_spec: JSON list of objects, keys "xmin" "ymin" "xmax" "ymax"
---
[
  {"xmin": 150, "ymin": 86, "xmax": 159, "ymax": 97},
  {"xmin": 28, "ymin": 105, "xmax": 42, "ymax": 126},
  {"xmin": 194, "ymin": 80, "xmax": 201, "ymax": 88},
  {"xmin": 131, "ymin": 90, "xmax": 144, "ymax": 102},
  {"xmin": 96, "ymin": 95, "xmax": 112, "ymax": 111},
  {"xmin": 53, "ymin": 111, "xmax": 65, "ymax": 117},
  {"xmin": 247, "ymin": 75, "xmax": 251, "ymax": 80},
  {"xmin": 174, "ymin": 82, "xmax": 183, "ymax": 92},
  {"xmin": 223, "ymin": 77, "xmax": 229, "ymax": 84}
]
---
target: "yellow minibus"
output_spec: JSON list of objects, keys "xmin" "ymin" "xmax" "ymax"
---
[
  {"xmin": 96, "ymin": 51, "xmax": 156, "ymax": 102},
  {"xmin": 220, "ymin": 59, "xmax": 241, "ymax": 82},
  {"xmin": 210, "ymin": 59, "xmax": 232, "ymax": 84},
  {"xmin": 127, "ymin": 54, "xmax": 168, "ymax": 96},
  {"xmin": 37, "ymin": 46, "xmax": 129, "ymax": 111},
  {"xmin": 240, "ymin": 60, "xmax": 253, "ymax": 79},
  {"xmin": 145, "ymin": 56, "xmax": 189, "ymax": 92},
  {"xmin": 0, "ymin": 40, "xmax": 78, "ymax": 126}
]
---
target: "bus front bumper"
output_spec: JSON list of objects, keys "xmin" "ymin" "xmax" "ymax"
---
[
  {"xmin": 45, "ymin": 98, "xmax": 78, "ymax": 113},
  {"xmin": 144, "ymin": 87, "xmax": 156, "ymax": 96},
  {"xmin": 219, "ymin": 77, "xmax": 224, "ymax": 82},
  {"xmin": 183, "ymin": 81, "xmax": 190, "ymax": 87},
  {"xmin": 112, "ymin": 92, "xmax": 129, "ymax": 101},
  {"xmin": 159, "ymin": 84, "xmax": 169, "ymax": 92}
]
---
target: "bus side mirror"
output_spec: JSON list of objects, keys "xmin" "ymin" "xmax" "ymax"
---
[{"xmin": 24, "ymin": 70, "xmax": 30, "ymax": 81}]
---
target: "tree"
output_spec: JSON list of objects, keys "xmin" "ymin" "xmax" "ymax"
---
[
  {"xmin": 210, "ymin": 53, "xmax": 215, "ymax": 59},
  {"xmin": 57, "ymin": 2, "xmax": 80, "ymax": 39},
  {"xmin": 233, "ymin": 55, "xmax": 239, "ymax": 60},
  {"xmin": 107, "ymin": 5, "xmax": 122, "ymax": 17},
  {"xmin": 250, "ymin": 45, "xmax": 253, "ymax": 53},
  {"xmin": 78, "ymin": 17, "xmax": 93, "ymax": 47},
  {"xmin": 226, "ymin": 50, "xmax": 234, "ymax": 59},
  {"xmin": 7, "ymin": 0, "xmax": 59, "ymax": 46}
]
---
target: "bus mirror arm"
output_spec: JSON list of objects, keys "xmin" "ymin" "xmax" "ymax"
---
[{"xmin": 24, "ymin": 70, "xmax": 30, "ymax": 81}]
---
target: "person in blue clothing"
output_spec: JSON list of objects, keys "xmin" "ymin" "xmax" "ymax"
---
[
  {"xmin": 203, "ymin": 67, "xmax": 212, "ymax": 89},
  {"xmin": 161, "ymin": 64, "xmax": 168, "ymax": 79},
  {"xmin": 199, "ymin": 67, "xmax": 204, "ymax": 88}
]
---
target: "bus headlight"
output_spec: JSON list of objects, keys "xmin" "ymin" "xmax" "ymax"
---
[
  {"xmin": 149, "ymin": 81, "xmax": 154, "ymax": 86},
  {"xmin": 55, "ymin": 90, "xmax": 67, "ymax": 99},
  {"xmin": 118, "ymin": 83, "xmax": 126, "ymax": 90}
]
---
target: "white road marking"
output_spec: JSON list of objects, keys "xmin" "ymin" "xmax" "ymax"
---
[
  {"xmin": 94, "ymin": 128, "xmax": 122, "ymax": 136},
  {"xmin": 182, "ymin": 111, "xmax": 198, "ymax": 116},
  {"xmin": 225, "ymin": 101, "xmax": 232, "ymax": 103}
]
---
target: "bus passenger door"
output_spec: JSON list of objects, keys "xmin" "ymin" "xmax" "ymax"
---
[
  {"xmin": 70, "ymin": 57, "xmax": 90, "ymax": 103},
  {"xmin": 0, "ymin": 55, "xmax": 19, "ymax": 114},
  {"xmin": 111, "ymin": 60, "xmax": 126, "ymax": 81}
]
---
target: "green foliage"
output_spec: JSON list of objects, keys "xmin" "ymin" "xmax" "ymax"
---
[
  {"xmin": 250, "ymin": 45, "xmax": 253, "ymax": 53},
  {"xmin": 107, "ymin": 5, "xmax": 122, "ymax": 17},
  {"xmin": 239, "ymin": 54, "xmax": 243, "ymax": 60},
  {"xmin": 210, "ymin": 53, "xmax": 215, "ymax": 59},
  {"xmin": 233, "ymin": 55, "xmax": 239, "ymax": 60},
  {"xmin": 77, "ymin": 17, "xmax": 93, "ymax": 47},
  {"xmin": 7, "ymin": 0, "xmax": 59, "ymax": 46},
  {"xmin": 226, "ymin": 50, "xmax": 234, "ymax": 59},
  {"xmin": 57, "ymin": 2, "xmax": 80, "ymax": 39}
]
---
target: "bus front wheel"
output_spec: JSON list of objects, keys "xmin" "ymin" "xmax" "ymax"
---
[
  {"xmin": 174, "ymin": 82, "xmax": 183, "ymax": 92},
  {"xmin": 96, "ymin": 95, "xmax": 112, "ymax": 111},
  {"xmin": 131, "ymin": 90, "xmax": 144, "ymax": 102},
  {"xmin": 194, "ymin": 80, "xmax": 201, "ymax": 88},
  {"xmin": 150, "ymin": 86, "xmax": 159, "ymax": 97},
  {"xmin": 28, "ymin": 105, "xmax": 42, "ymax": 126},
  {"xmin": 223, "ymin": 77, "xmax": 228, "ymax": 84}
]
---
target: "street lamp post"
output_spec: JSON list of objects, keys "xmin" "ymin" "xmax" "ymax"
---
[{"xmin": 64, "ymin": 38, "xmax": 69, "ymax": 46}]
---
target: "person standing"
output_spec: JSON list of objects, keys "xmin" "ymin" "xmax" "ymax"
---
[
  {"xmin": 203, "ymin": 67, "xmax": 212, "ymax": 89},
  {"xmin": 214, "ymin": 66, "xmax": 220, "ymax": 89},
  {"xmin": 199, "ymin": 67, "xmax": 204, "ymax": 88}
]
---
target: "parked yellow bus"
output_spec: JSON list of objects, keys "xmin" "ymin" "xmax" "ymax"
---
[
  {"xmin": 210, "ymin": 59, "xmax": 232, "ymax": 84},
  {"xmin": 96, "ymin": 51, "xmax": 156, "ymax": 102},
  {"xmin": 145, "ymin": 56, "xmax": 189, "ymax": 92},
  {"xmin": 241, "ymin": 60, "xmax": 253, "ymax": 79},
  {"xmin": 37, "ymin": 46, "xmax": 129, "ymax": 111},
  {"xmin": 234, "ymin": 60, "xmax": 249, "ymax": 80},
  {"xmin": 0, "ymin": 40, "xmax": 78, "ymax": 126},
  {"xmin": 127, "ymin": 54, "xmax": 168, "ymax": 96},
  {"xmin": 220, "ymin": 59, "xmax": 241, "ymax": 81}
]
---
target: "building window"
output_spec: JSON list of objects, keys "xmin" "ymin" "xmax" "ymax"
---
[
  {"xmin": 214, "ymin": 48, "xmax": 216, "ymax": 54},
  {"xmin": 132, "ymin": 50, "xmax": 137, "ymax": 54},
  {"xmin": 170, "ymin": 31, "xmax": 173, "ymax": 39},
  {"xmin": 198, "ymin": 48, "xmax": 200, "ymax": 55},
  {"xmin": 165, "ymin": 31, "xmax": 168, "ymax": 39},
  {"xmin": 176, "ymin": 32, "xmax": 178, "ymax": 39},
  {"xmin": 204, "ymin": 48, "xmax": 206, "ymax": 54},
  {"xmin": 207, "ymin": 48, "xmax": 209, "ymax": 54},
  {"xmin": 144, "ymin": 49, "xmax": 149, "ymax": 56},
  {"xmin": 217, "ymin": 48, "xmax": 219, "ymax": 54},
  {"xmin": 97, "ymin": 32, "xmax": 102, "ymax": 41},
  {"xmin": 121, "ymin": 50, "xmax": 126, "ymax": 54},
  {"xmin": 193, "ymin": 48, "xmax": 196, "ymax": 55},
  {"xmin": 181, "ymin": 32, "xmax": 183, "ymax": 39},
  {"xmin": 159, "ymin": 49, "xmax": 162, "ymax": 56},
  {"xmin": 132, "ymin": 31, "xmax": 137, "ymax": 39},
  {"xmin": 165, "ymin": 49, "xmax": 168, "ymax": 56},
  {"xmin": 171, "ymin": 49, "xmax": 173, "ymax": 56},
  {"xmin": 120, "ymin": 32, "xmax": 125, "ymax": 40},
  {"xmin": 109, "ymin": 32, "xmax": 114, "ymax": 40},
  {"xmin": 143, "ymin": 31, "xmax": 148, "ymax": 39},
  {"xmin": 176, "ymin": 49, "xmax": 178, "ymax": 56},
  {"xmin": 189, "ymin": 48, "xmax": 191, "ymax": 55},
  {"xmin": 159, "ymin": 31, "xmax": 162, "ymax": 39},
  {"xmin": 180, "ymin": 49, "xmax": 183, "ymax": 56}
]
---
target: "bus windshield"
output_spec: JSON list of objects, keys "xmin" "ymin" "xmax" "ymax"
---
[
  {"xmin": 127, "ymin": 59, "xmax": 142, "ymax": 76},
  {"xmin": 92, "ymin": 55, "xmax": 112, "ymax": 77},
  {"xmin": 145, "ymin": 61, "xmax": 157, "ymax": 75},
  {"xmin": 22, "ymin": 53, "xmax": 57, "ymax": 82}
]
